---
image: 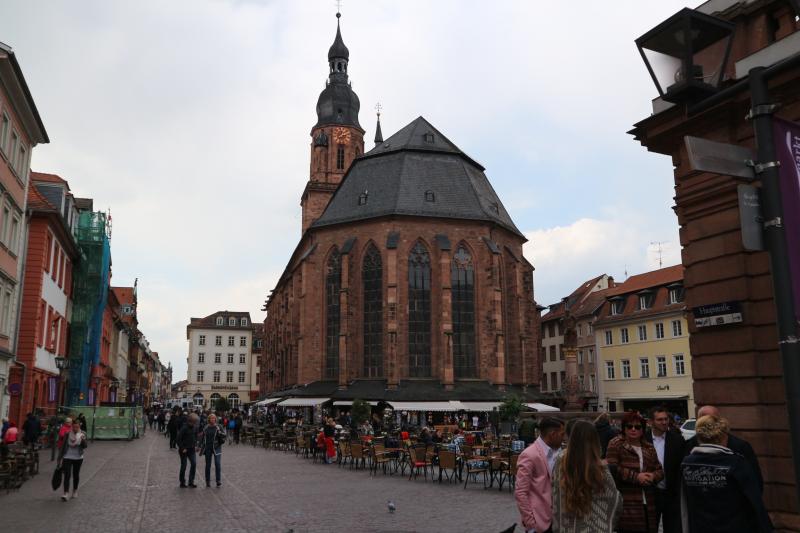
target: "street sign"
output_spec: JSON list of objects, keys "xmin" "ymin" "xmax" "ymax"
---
[
  {"xmin": 738, "ymin": 184, "xmax": 765, "ymax": 251},
  {"xmin": 685, "ymin": 136, "xmax": 756, "ymax": 180},
  {"xmin": 693, "ymin": 301, "xmax": 743, "ymax": 328},
  {"xmin": 8, "ymin": 382, "xmax": 21, "ymax": 396}
]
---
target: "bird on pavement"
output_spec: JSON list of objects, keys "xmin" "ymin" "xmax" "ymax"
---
[{"xmin": 387, "ymin": 500, "xmax": 396, "ymax": 514}]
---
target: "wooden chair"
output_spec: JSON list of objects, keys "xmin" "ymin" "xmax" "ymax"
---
[
  {"xmin": 338, "ymin": 440, "xmax": 352, "ymax": 467},
  {"xmin": 370, "ymin": 444, "xmax": 393, "ymax": 476},
  {"xmin": 501, "ymin": 453, "xmax": 520, "ymax": 491},
  {"xmin": 438, "ymin": 449, "xmax": 458, "ymax": 484},
  {"xmin": 349, "ymin": 443, "xmax": 366, "ymax": 470},
  {"xmin": 407, "ymin": 446, "xmax": 431, "ymax": 481},
  {"xmin": 0, "ymin": 460, "xmax": 12, "ymax": 493},
  {"xmin": 463, "ymin": 453, "xmax": 489, "ymax": 489}
]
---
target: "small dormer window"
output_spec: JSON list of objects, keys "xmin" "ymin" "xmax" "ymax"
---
[
  {"xmin": 358, "ymin": 192, "xmax": 368, "ymax": 205},
  {"xmin": 489, "ymin": 202, "xmax": 499, "ymax": 214},
  {"xmin": 424, "ymin": 132, "xmax": 435, "ymax": 143},
  {"xmin": 228, "ymin": 317, "xmax": 236, "ymax": 326},
  {"xmin": 610, "ymin": 298, "xmax": 624, "ymax": 315},
  {"xmin": 638, "ymin": 293, "xmax": 654, "ymax": 310},
  {"xmin": 241, "ymin": 318, "xmax": 248, "ymax": 326},
  {"xmin": 216, "ymin": 317, "xmax": 224, "ymax": 326},
  {"xmin": 425, "ymin": 190, "xmax": 435, "ymax": 202},
  {"xmin": 669, "ymin": 286, "xmax": 685, "ymax": 304}
]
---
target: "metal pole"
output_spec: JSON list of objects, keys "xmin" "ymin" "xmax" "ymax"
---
[{"xmin": 749, "ymin": 66, "xmax": 800, "ymax": 506}]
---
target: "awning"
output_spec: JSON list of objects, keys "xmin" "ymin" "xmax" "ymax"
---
[
  {"xmin": 255, "ymin": 398, "xmax": 283, "ymax": 407},
  {"xmin": 388, "ymin": 401, "xmax": 464, "ymax": 412},
  {"xmin": 525, "ymin": 402, "xmax": 560, "ymax": 412},
  {"xmin": 332, "ymin": 400, "xmax": 379, "ymax": 406},
  {"xmin": 459, "ymin": 401, "xmax": 502, "ymax": 411},
  {"xmin": 277, "ymin": 397, "xmax": 330, "ymax": 407}
]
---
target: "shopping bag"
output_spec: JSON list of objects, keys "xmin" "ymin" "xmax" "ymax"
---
[{"xmin": 51, "ymin": 464, "xmax": 63, "ymax": 491}]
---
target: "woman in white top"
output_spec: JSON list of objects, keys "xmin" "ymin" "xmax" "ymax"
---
[{"xmin": 57, "ymin": 419, "xmax": 87, "ymax": 501}]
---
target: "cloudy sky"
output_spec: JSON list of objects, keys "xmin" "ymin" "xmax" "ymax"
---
[{"xmin": 3, "ymin": 0, "xmax": 692, "ymax": 381}]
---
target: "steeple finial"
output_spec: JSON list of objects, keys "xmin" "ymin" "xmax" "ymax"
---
[{"xmin": 374, "ymin": 102, "xmax": 383, "ymax": 145}]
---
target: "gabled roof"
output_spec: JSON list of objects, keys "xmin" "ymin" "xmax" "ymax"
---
[
  {"xmin": 26, "ymin": 185, "xmax": 56, "ymax": 211},
  {"xmin": 31, "ymin": 171, "xmax": 69, "ymax": 188},
  {"xmin": 112, "ymin": 286, "xmax": 135, "ymax": 306},
  {"xmin": 312, "ymin": 116, "xmax": 523, "ymax": 238},
  {"xmin": 542, "ymin": 274, "xmax": 610, "ymax": 322},
  {"xmin": 605, "ymin": 265, "xmax": 683, "ymax": 297},
  {"xmin": 187, "ymin": 311, "xmax": 253, "ymax": 332}
]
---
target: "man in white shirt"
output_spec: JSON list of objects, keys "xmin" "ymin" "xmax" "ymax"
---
[{"xmin": 646, "ymin": 406, "xmax": 685, "ymax": 533}]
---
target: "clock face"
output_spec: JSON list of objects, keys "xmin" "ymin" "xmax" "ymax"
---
[{"xmin": 333, "ymin": 127, "xmax": 351, "ymax": 144}]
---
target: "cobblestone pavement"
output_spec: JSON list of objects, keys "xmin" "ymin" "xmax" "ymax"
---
[{"xmin": 2, "ymin": 430, "xmax": 521, "ymax": 533}]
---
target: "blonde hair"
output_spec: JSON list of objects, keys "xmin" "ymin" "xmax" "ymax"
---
[
  {"xmin": 695, "ymin": 415, "xmax": 729, "ymax": 444},
  {"xmin": 208, "ymin": 414, "xmax": 217, "ymax": 423}
]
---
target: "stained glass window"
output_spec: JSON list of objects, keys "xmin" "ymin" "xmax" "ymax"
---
[
  {"xmin": 362, "ymin": 245, "xmax": 383, "ymax": 377},
  {"xmin": 452, "ymin": 245, "xmax": 476, "ymax": 377},
  {"xmin": 325, "ymin": 248, "xmax": 341, "ymax": 379},
  {"xmin": 408, "ymin": 241, "xmax": 431, "ymax": 377}
]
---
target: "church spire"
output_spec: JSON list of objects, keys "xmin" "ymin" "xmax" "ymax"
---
[
  {"xmin": 374, "ymin": 102, "xmax": 383, "ymax": 145},
  {"xmin": 328, "ymin": 11, "xmax": 350, "ymax": 80}
]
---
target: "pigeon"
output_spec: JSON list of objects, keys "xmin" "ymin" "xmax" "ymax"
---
[{"xmin": 387, "ymin": 500, "xmax": 396, "ymax": 514}]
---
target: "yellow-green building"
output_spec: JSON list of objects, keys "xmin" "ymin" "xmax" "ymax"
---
[{"xmin": 595, "ymin": 265, "xmax": 694, "ymax": 419}]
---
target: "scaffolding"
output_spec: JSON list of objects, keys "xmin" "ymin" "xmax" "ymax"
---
[{"xmin": 67, "ymin": 211, "xmax": 111, "ymax": 406}]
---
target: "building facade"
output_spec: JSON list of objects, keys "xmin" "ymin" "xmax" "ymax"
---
[
  {"xmin": 186, "ymin": 311, "xmax": 253, "ymax": 410},
  {"xmin": 262, "ymin": 14, "xmax": 542, "ymax": 404},
  {"xmin": 0, "ymin": 42, "xmax": 49, "ymax": 422},
  {"xmin": 594, "ymin": 265, "xmax": 693, "ymax": 418},
  {"xmin": 10, "ymin": 173, "xmax": 78, "ymax": 420},
  {"xmin": 250, "ymin": 323, "xmax": 263, "ymax": 401}
]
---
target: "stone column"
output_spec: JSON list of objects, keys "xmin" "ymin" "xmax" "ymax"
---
[{"xmin": 562, "ymin": 347, "xmax": 582, "ymax": 411}]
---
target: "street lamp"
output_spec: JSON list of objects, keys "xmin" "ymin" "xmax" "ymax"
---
[{"xmin": 636, "ymin": 8, "xmax": 734, "ymax": 104}]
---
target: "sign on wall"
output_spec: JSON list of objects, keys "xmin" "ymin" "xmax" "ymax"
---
[
  {"xmin": 692, "ymin": 301, "xmax": 743, "ymax": 328},
  {"xmin": 773, "ymin": 117, "xmax": 800, "ymax": 321}
]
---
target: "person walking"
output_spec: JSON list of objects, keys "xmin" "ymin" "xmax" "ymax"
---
[
  {"xmin": 605, "ymin": 411, "xmax": 663, "ymax": 533},
  {"xmin": 200, "ymin": 413, "xmax": 225, "ymax": 487},
  {"xmin": 551, "ymin": 420, "xmax": 622, "ymax": 532},
  {"xmin": 323, "ymin": 417, "xmax": 337, "ymax": 463},
  {"xmin": 644, "ymin": 406, "xmax": 685, "ymax": 533},
  {"xmin": 681, "ymin": 415, "xmax": 772, "ymax": 533},
  {"xmin": 77, "ymin": 413, "xmax": 87, "ymax": 432},
  {"xmin": 167, "ymin": 408, "xmax": 180, "ymax": 449},
  {"xmin": 22, "ymin": 412, "xmax": 41, "ymax": 448},
  {"xmin": 177, "ymin": 413, "xmax": 199, "ymax": 488},
  {"xmin": 57, "ymin": 419, "xmax": 87, "ymax": 501},
  {"xmin": 515, "ymin": 417, "xmax": 565, "ymax": 533}
]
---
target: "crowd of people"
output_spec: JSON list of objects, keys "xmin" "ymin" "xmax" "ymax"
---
[{"xmin": 514, "ymin": 406, "xmax": 772, "ymax": 533}]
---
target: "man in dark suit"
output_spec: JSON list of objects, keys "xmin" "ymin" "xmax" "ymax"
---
[
  {"xmin": 686, "ymin": 405, "xmax": 764, "ymax": 493},
  {"xmin": 645, "ymin": 405, "xmax": 685, "ymax": 533}
]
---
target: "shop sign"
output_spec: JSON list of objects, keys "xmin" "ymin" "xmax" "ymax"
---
[
  {"xmin": 657, "ymin": 385, "xmax": 670, "ymax": 391},
  {"xmin": 210, "ymin": 385, "xmax": 239, "ymax": 391},
  {"xmin": 693, "ymin": 301, "xmax": 743, "ymax": 328}
]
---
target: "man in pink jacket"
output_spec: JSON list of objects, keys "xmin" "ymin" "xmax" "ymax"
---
[{"xmin": 515, "ymin": 417, "xmax": 564, "ymax": 533}]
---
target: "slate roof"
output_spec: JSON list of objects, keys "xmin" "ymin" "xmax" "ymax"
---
[
  {"xmin": 595, "ymin": 265, "xmax": 685, "ymax": 325},
  {"xmin": 187, "ymin": 310, "xmax": 253, "ymax": 330},
  {"xmin": 312, "ymin": 116, "xmax": 523, "ymax": 238}
]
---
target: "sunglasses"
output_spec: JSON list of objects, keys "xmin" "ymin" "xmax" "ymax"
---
[{"xmin": 625, "ymin": 424, "xmax": 643, "ymax": 430}]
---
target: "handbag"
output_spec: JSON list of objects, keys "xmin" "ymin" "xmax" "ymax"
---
[{"xmin": 51, "ymin": 464, "xmax": 63, "ymax": 491}]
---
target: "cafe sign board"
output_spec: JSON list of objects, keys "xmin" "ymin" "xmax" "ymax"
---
[{"xmin": 692, "ymin": 301, "xmax": 743, "ymax": 328}]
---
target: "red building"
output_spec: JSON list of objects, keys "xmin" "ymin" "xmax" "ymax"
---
[{"xmin": 10, "ymin": 173, "xmax": 79, "ymax": 420}]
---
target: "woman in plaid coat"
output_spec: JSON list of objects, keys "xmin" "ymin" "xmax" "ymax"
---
[{"xmin": 605, "ymin": 411, "xmax": 664, "ymax": 533}]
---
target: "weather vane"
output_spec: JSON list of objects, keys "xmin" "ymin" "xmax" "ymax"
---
[
  {"xmin": 335, "ymin": 0, "xmax": 343, "ymax": 15},
  {"xmin": 375, "ymin": 102, "xmax": 382, "ymax": 118}
]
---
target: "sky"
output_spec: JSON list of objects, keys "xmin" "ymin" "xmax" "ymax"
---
[{"xmin": 3, "ymin": 0, "xmax": 693, "ymax": 381}]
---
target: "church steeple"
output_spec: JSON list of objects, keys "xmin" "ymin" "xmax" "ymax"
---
[
  {"xmin": 374, "ymin": 103, "xmax": 383, "ymax": 146},
  {"xmin": 328, "ymin": 12, "xmax": 350, "ymax": 79},
  {"xmin": 314, "ymin": 11, "xmax": 362, "ymax": 131}
]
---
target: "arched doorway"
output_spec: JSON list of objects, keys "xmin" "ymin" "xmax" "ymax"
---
[
  {"xmin": 193, "ymin": 392, "xmax": 204, "ymax": 407},
  {"xmin": 210, "ymin": 393, "xmax": 221, "ymax": 410},
  {"xmin": 228, "ymin": 393, "xmax": 240, "ymax": 410}
]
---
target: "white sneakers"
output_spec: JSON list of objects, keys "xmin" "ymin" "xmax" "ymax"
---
[
  {"xmin": 71, "ymin": 489, "xmax": 78, "ymax": 499},
  {"xmin": 60, "ymin": 489, "xmax": 78, "ymax": 501},
  {"xmin": 61, "ymin": 494, "xmax": 68, "ymax": 501}
]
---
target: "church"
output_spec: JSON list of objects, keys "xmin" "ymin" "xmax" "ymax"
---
[{"xmin": 260, "ymin": 13, "xmax": 543, "ymax": 407}]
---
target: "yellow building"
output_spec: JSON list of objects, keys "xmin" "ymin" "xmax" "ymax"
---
[{"xmin": 595, "ymin": 265, "xmax": 694, "ymax": 419}]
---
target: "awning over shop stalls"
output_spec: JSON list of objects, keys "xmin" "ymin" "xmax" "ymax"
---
[
  {"xmin": 332, "ymin": 400, "xmax": 379, "ymax": 406},
  {"xmin": 388, "ymin": 401, "xmax": 467, "ymax": 411},
  {"xmin": 459, "ymin": 401, "xmax": 502, "ymax": 411},
  {"xmin": 277, "ymin": 397, "xmax": 330, "ymax": 407},
  {"xmin": 525, "ymin": 402, "xmax": 560, "ymax": 412},
  {"xmin": 255, "ymin": 398, "xmax": 283, "ymax": 407}
]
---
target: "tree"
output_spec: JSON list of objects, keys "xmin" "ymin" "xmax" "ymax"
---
[
  {"xmin": 351, "ymin": 399, "xmax": 371, "ymax": 426},
  {"xmin": 498, "ymin": 395, "xmax": 524, "ymax": 422},
  {"xmin": 214, "ymin": 397, "xmax": 230, "ymax": 413}
]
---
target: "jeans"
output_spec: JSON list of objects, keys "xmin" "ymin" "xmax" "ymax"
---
[
  {"xmin": 204, "ymin": 450, "xmax": 221, "ymax": 484},
  {"xmin": 62, "ymin": 458, "xmax": 83, "ymax": 493},
  {"xmin": 179, "ymin": 449, "xmax": 196, "ymax": 485}
]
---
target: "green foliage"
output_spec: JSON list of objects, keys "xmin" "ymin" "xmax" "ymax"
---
[
  {"xmin": 214, "ymin": 397, "xmax": 231, "ymax": 412},
  {"xmin": 351, "ymin": 399, "xmax": 371, "ymax": 426},
  {"xmin": 499, "ymin": 395, "xmax": 524, "ymax": 422}
]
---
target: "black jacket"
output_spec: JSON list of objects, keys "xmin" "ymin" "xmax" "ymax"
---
[
  {"xmin": 686, "ymin": 433, "xmax": 762, "ymax": 493},
  {"xmin": 176, "ymin": 424, "xmax": 197, "ymax": 452},
  {"xmin": 681, "ymin": 444, "xmax": 772, "ymax": 533},
  {"xmin": 595, "ymin": 419, "xmax": 619, "ymax": 458},
  {"xmin": 645, "ymin": 427, "xmax": 686, "ymax": 495}
]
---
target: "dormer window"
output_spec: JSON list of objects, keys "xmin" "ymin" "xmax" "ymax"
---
[
  {"xmin": 489, "ymin": 202, "xmax": 499, "ymax": 214},
  {"xmin": 424, "ymin": 132, "xmax": 434, "ymax": 143},
  {"xmin": 610, "ymin": 298, "xmax": 625, "ymax": 315},
  {"xmin": 638, "ymin": 292, "xmax": 654, "ymax": 310},
  {"xmin": 216, "ymin": 317, "xmax": 224, "ymax": 326},
  {"xmin": 228, "ymin": 317, "xmax": 236, "ymax": 326},
  {"xmin": 358, "ymin": 192, "xmax": 368, "ymax": 205},
  {"xmin": 241, "ymin": 318, "xmax": 248, "ymax": 326},
  {"xmin": 425, "ymin": 190, "xmax": 435, "ymax": 202},
  {"xmin": 668, "ymin": 285, "xmax": 685, "ymax": 304}
]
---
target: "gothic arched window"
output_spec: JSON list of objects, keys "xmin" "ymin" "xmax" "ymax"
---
[
  {"xmin": 408, "ymin": 241, "xmax": 431, "ymax": 377},
  {"xmin": 362, "ymin": 244, "xmax": 383, "ymax": 377},
  {"xmin": 452, "ymin": 244, "xmax": 476, "ymax": 378},
  {"xmin": 325, "ymin": 248, "xmax": 341, "ymax": 379},
  {"xmin": 336, "ymin": 145, "xmax": 345, "ymax": 169}
]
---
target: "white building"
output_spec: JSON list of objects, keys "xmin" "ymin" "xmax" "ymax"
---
[{"xmin": 186, "ymin": 311, "xmax": 253, "ymax": 410}]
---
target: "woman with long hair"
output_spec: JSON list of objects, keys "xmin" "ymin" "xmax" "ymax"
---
[
  {"xmin": 552, "ymin": 419, "xmax": 621, "ymax": 532},
  {"xmin": 606, "ymin": 411, "xmax": 664, "ymax": 533}
]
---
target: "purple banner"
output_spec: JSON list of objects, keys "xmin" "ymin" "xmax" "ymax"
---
[
  {"xmin": 88, "ymin": 388, "xmax": 95, "ymax": 406},
  {"xmin": 48, "ymin": 377, "xmax": 57, "ymax": 403},
  {"xmin": 773, "ymin": 116, "xmax": 800, "ymax": 320}
]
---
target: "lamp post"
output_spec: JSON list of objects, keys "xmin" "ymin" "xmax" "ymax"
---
[
  {"xmin": 92, "ymin": 375, "xmax": 101, "ymax": 441},
  {"xmin": 637, "ymin": 7, "xmax": 800, "ymax": 506}
]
